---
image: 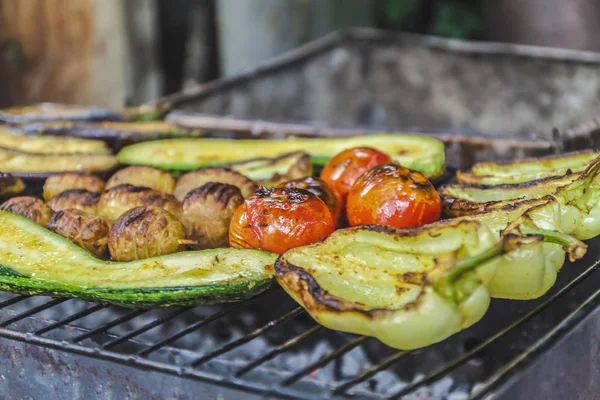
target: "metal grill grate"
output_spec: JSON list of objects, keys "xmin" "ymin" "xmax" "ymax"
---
[{"xmin": 0, "ymin": 244, "xmax": 599, "ymax": 400}]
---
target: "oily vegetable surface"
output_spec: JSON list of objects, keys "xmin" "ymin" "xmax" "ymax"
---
[
  {"xmin": 117, "ymin": 134, "xmax": 446, "ymax": 178},
  {"xmin": 0, "ymin": 211, "xmax": 276, "ymax": 307}
]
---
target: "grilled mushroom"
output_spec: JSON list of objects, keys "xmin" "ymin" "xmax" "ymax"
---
[
  {"xmin": 43, "ymin": 172, "xmax": 105, "ymax": 201},
  {"xmin": 97, "ymin": 184, "xmax": 182, "ymax": 222},
  {"xmin": 48, "ymin": 209, "xmax": 109, "ymax": 257},
  {"xmin": 181, "ymin": 182, "xmax": 244, "ymax": 249},
  {"xmin": 174, "ymin": 168, "xmax": 257, "ymax": 201},
  {"xmin": 48, "ymin": 189, "xmax": 100, "ymax": 214},
  {"xmin": 106, "ymin": 165, "xmax": 176, "ymax": 194},
  {"xmin": 0, "ymin": 196, "xmax": 53, "ymax": 227},
  {"xmin": 108, "ymin": 206, "xmax": 185, "ymax": 261}
]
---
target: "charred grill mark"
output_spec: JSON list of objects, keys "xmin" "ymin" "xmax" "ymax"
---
[
  {"xmin": 51, "ymin": 189, "xmax": 100, "ymax": 206},
  {"xmin": 110, "ymin": 183, "xmax": 153, "ymax": 194}
]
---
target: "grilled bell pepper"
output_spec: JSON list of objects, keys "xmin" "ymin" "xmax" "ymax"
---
[
  {"xmin": 275, "ymin": 218, "xmax": 567, "ymax": 350},
  {"xmin": 457, "ymin": 150, "xmax": 598, "ymax": 185},
  {"xmin": 461, "ymin": 197, "xmax": 587, "ymax": 299}
]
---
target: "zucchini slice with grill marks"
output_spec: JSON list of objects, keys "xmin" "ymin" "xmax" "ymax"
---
[
  {"xmin": 117, "ymin": 134, "xmax": 446, "ymax": 179},
  {"xmin": 0, "ymin": 126, "xmax": 111, "ymax": 155},
  {"xmin": 0, "ymin": 211, "xmax": 276, "ymax": 307}
]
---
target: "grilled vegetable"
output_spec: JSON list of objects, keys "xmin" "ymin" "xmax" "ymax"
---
[
  {"xmin": 0, "ymin": 103, "xmax": 122, "ymax": 123},
  {"xmin": 277, "ymin": 177, "xmax": 343, "ymax": 227},
  {"xmin": 0, "ymin": 210, "xmax": 276, "ymax": 307},
  {"xmin": 0, "ymin": 147, "xmax": 118, "ymax": 175},
  {"xmin": 457, "ymin": 150, "xmax": 598, "ymax": 185},
  {"xmin": 320, "ymin": 147, "xmax": 392, "ymax": 204},
  {"xmin": 0, "ymin": 196, "xmax": 53, "ymax": 227},
  {"xmin": 174, "ymin": 168, "xmax": 257, "ymax": 201},
  {"xmin": 440, "ymin": 174, "xmax": 578, "ymax": 217},
  {"xmin": 97, "ymin": 184, "xmax": 182, "ymax": 222},
  {"xmin": 229, "ymin": 152, "xmax": 312, "ymax": 187},
  {"xmin": 106, "ymin": 166, "xmax": 176, "ymax": 194},
  {"xmin": 117, "ymin": 134, "xmax": 446, "ymax": 179},
  {"xmin": 276, "ymin": 219, "xmax": 506, "ymax": 350},
  {"xmin": 48, "ymin": 189, "xmax": 100, "ymax": 214},
  {"xmin": 108, "ymin": 206, "xmax": 185, "ymax": 261},
  {"xmin": 0, "ymin": 126, "xmax": 111, "ymax": 155},
  {"xmin": 0, "ymin": 173, "xmax": 26, "ymax": 200},
  {"xmin": 347, "ymin": 164, "xmax": 441, "ymax": 228},
  {"xmin": 19, "ymin": 121, "xmax": 201, "ymax": 142},
  {"xmin": 43, "ymin": 172, "xmax": 105, "ymax": 201},
  {"xmin": 48, "ymin": 209, "xmax": 109, "ymax": 257},
  {"xmin": 182, "ymin": 183, "xmax": 244, "ymax": 249},
  {"xmin": 230, "ymin": 187, "xmax": 335, "ymax": 254}
]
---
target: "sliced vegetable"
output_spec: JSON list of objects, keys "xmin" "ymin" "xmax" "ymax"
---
[
  {"xmin": 0, "ymin": 211, "xmax": 276, "ymax": 307},
  {"xmin": 457, "ymin": 150, "xmax": 598, "ymax": 185},
  {"xmin": 276, "ymin": 219, "xmax": 501, "ymax": 350},
  {"xmin": 47, "ymin": 189, "xmax": 100, "ymax": 214},
  {"xmin": 43, "ymin": 173, "xmax": 105, "ymax": 202},
  {"xmin": 0, "ymin": 103, "xmax": 122, "ymax": 123},
  {"xmin": 117, "ymin": 134, "xmax": 446, "ymax": 179},
  {"xmin": 0, "ymin": 126, "xmax": 111, "ymax": 155},
  {"xmin": 0, "ymin": 147, "xmax": 118, "ymax": 175},
  {"xmin": 97, "ymin": 184, "xmax": 182, "ymax": 222},
  {"xmin": 106, "ymin": 165, "xmax": 176, "ymax": 194},
  {"xmin": 440, "ymin": 174, "xmax": 578, "ymax": 217},
  {"xmin": 229, "ymin": 152, "xmax": 312, "ymax": 187},
  {"xmin": 174, "ymin": 168, "xmax": 257, "ymax": 201}
]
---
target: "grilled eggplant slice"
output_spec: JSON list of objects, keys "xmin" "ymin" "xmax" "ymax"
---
[
  {"xmin": 20, "ymin": 121, "xmax": 201, "ymax": 142},
  {"xmin": 43, "ymin": 172, "xmax": 105, "ymax": 201},
  {"xmin": 48, "ymin": 189, "xmax": 100, "ymax": 214},
  {"xmin": 174, "ymin": 168, "xmax": 258, "ymax": 201},
  {"xmin": 457, "ymin": 150, "xmax": 598, "ymax": 185},
  {"xmin": 106, "ymin": 166, "xmax": 176, "ymax": 194},
  {"xmin": 228, "ymin": 152, "xmax": 312, "ymax": 187},
  {"xmin": 109, "ymin": 206, "xmax": 185, "ymax": 261},
  {"xmin": 117, "ymin": 134, "xmax": 446, "ymax": 179},
  {"xmin": 0, "ymin": 126, "xmax": 111, "ymax": 155},
  {"xmin": 0, "ymin": 147, "xmax": 118, "ymax": 175},
  {"xmin": 440, "ymin": 174, "xmax": 578, "ymax": 217},
  {"xmin": 97, "ymin": 184, "xmax": 182, "ymax": 222},
  {"xmin": 276, "ymin": 219, "xmax": 500, "ymax": 350},
  {"xmin": 0, "ymin": 103, "xmax": 122, "ymax": 123},
  {"xmin": 0, "ymin": 196, "xmax": 53, "ymax": 227},
  {"xmin": 0, "ymin": 173, "xmax": 26, "ymax": 200},
  {"xmin": 0, "ymin": 210, "xmax": 276, "ymax": 307},
  {"xmin": 48, "ymin": 209, "xmax": 109, "ymax": 258},
  {"xmin": 182, "ymin": 183, "xmax": 245, "ymax": 250}
]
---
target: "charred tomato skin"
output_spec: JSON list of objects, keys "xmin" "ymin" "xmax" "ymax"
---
[
  {"xmin": 346, "ymin": 164, "xmax": 441, "ymax": 228},
  {"xmin": 229, "ymin": 187, "xmax": 335, "ymax": 254},
  {"xmin": 320, "ymin": 147, "xmax": 392, "ymax": 205},
  {"xmin": 277, "ymin": 176, "xmax": 343, "ymax": 227}
]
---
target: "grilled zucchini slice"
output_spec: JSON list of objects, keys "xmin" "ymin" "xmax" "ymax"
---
[
  {"xmin": 0, "ymin": 211, "xmax": 276, "ymax": 307},
  {"xmin": 0, "ymin": 127, "xmax": 110, "ymax": 155},
  {"xmin": 117, "ymin": 134, "xmax": 446, "ymax": 179}
]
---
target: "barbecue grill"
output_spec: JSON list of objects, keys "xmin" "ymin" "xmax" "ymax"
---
[{"xmin": 2, "ymin": 28, "xmax": 600, "ymax": 399}]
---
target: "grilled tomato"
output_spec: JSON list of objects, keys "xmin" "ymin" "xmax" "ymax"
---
[
  {"xmin": 229, "ymin": 187, "xmax": 335, "ymax": 254},
  {"xmin": 346, "ymin": 164, "xmax": 441, "ymax": 228},
  {"xmin": 320, "ymin": 147, "xmax": 392, "ymax": 204},
  {"xmin": 277, "ymin": 176, "xmax": 343, "ymax": 227}
]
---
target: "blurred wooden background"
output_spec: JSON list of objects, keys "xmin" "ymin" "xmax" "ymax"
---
[{"xmin": 1, "ymin": 0, "xmax": 598, "ymax": 109}]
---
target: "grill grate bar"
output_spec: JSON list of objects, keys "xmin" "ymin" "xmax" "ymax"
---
[
  {"xmin": 190, "ymin": 307, "xmax": 305, "ymax": 367},
  {"xmin": 332, "ymin": 350, "xmax": 410, "ymax": 395},
  {"xmin": 70, "ymin": 309, "xmax": 148, "ymax": 343},
  {"xmin": 471, "ymin": 285, "xmax": 600, "ymax": 400},
  {"xmin": 0, "ymin": 295, "xmax": 30, "ymax": 309},
  {"xmin": 137, "ymin": 302, "xmax": 248, "ymax": 357},
  {"xmin": 35, "ymin": 303, "xmax": 107, "ymax": 335},
  {"xmin": 281, "ymin": 335, "xmax": 368, "ymax": 386},
  {"xmin": 103, "ymin": 306, "xmax": 193, "ymax": 350},
  {"xmin": 236, "ymin": 325, "xmax": 324, "ymax": 377},
  {"xmin": 389, "ymin": 258, "xmax": 600, "ymax": 398},
  {"xmin": 0, "ymin": 298, "xmax": 68, "ymax": 328}
]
